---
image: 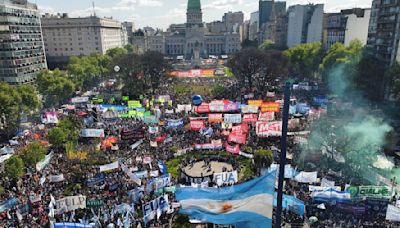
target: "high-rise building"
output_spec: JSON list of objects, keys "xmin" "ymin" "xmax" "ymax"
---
[
  {"xmin": 258, "ymin": 1, "xmax": 287, "ymax": 44},
  {"xmin": 0, "ymin": 0, "xmax": 47, "ymax": 84},
  {"xmin": 222, "ymin": 11, "xmax": 244, "ymax": 33},
  {"xmin": 324, "ymin": 8, "xmax": 371, "ymax": 49},
  {"xmin": 286, "ymin": 4, "xmax": 324, "ymax": 48},
  {"xmin": 367, "ymin": 0, "xmax": 400, "ymax": 67},
  {"xmin": 249, "ymin": 11, "xmax": 259, "ymax": 41},
  {"xmin": 122, "ymin": 21, "xmax": 134, "ymax": 44},
  {"xmin": 41, "ymin": 14, "xmax": 128, "ymax": 68},
  {"xmin": 240, "ymin": 20, "xmax": 250, "ymax": 42}
]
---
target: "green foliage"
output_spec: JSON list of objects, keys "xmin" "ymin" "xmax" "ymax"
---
[
  {"xmin": 386, "ymin": 62, "xmax": 400, "ymax": 102},
  {"xmin": 174, "ymin": 84, "xmax": 190, "ymax": 94},
  {"xmin": 47, "ymin": 127, "xmax": 67, "ymax": 149},
  {"xmin": 4, "ymin": 156, "xmax": 25, "ymax": 179},
  {"xmin": 0, "ymin": 83, "xmax": 22, "ymax": 138},
  {"xmin": 57, "ymin": 116, "xmax": 80, "ymax": 142},
  {"xmin": 36, "ymin": 69, "xmax": 76, "ymax": 107},
  {"xmin": 20, "ymin": 141, "xmax": 47, "ymax": 168},
  {"xmin": 140, "ymin": 51, "xmax": 172, "ymax": 94},
  {"xmin": 0, "ymin": 185, "xmax": 4, "ymax": 195},
  {"xmin": 63, "ymin": 183, "xmax": 81, "ymax": 196},
  {"xmin": 16, "ymin": 84, "xmax": 41, "ymax": 113},
  {"xmin": 284, "ymin": 42, "xmax": 324, "ymax": 81},
  {"xmin": 173, "ymin": 214, "xmax": 191, "ymax": 228},
  {"xmin": 166, "ymin": 158, "xmax": 182, "ymax": 179},
  {"xmin": 320, "ymin": 40, "xmax": 363, "ymax": 72},
  {"xmin": 259, "ymin": 40, "xmax": 273, "ymax": 50}
]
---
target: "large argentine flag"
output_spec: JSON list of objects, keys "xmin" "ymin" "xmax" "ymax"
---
[
  {"xmin": 311, "ymin": 188, "xmax": 351, "ymax": 203},
  {"xmin": 175, "ymin": 171, "xmax": 275, "ymax": 228}
]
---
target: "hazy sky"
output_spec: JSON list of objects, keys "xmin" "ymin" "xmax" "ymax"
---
[{"xmin": 32, "ymin": 0, "xmax": 372, "ymax": 29}]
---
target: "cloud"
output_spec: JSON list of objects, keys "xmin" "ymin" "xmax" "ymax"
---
[
  {"xmin": 203, "ymin": 0, "xmax": 244, "ymax": 10},
  {"xmin": 38, "ymin": 5, "xmax": 57, "ymax": 14},
  {"xmin": 115, "ymin": 0, "xmax": 163, "ymax": 9}
]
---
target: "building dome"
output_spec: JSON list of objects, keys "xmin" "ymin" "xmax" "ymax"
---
[{"xmin": 187, "ymin": 0, "xmax": 201, "ymax": 10}]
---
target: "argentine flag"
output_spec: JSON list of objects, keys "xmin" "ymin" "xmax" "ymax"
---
[{"xmin": 175, "ymin": 171, "xmax": 276, "ymax": 228}]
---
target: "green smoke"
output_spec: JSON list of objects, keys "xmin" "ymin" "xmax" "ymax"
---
[{"xmin": 300, "ymin": 60, "xmax": 399, "ymax": 185}]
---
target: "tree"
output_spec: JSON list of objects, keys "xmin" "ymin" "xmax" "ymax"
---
[
  {"xmin": 106, "ymin": 47, "xmax": 128, "ymax": 59},
  {"xmin": 36, "ymin": 69, "xmax": 76, "ymax": 107},
  {"xmin": 4, "ymin": 156, "xmax": 24, "ymax": 179},
  {"xmin": 254, "ymin": 148, "xmax": 273, "ymax": 169},
  {"xmin": 255, "ymin": 50, "xmax": 289, "ymax": 92},
  {"xmin": 139, "ymin": 51, "xmax": 172, "ymax": 94},
  {"xmin": 0, "ymin": 83, "xmax": 22, "ymax": 139},
  {"xmin": 320, "ymin": 40, "xmax": 363, "ymax": 72},
  {"xmin": 284, "ymin": 42, "xmax": 324, "ymax": 81},
  {"xmin": 241, "ymin": 39, "xmax": 258, "ymax": 49},
  {"xmin": 57, "ymin": 116, "xmax": 80, "ymax": 142},
  {"xmin": 47, "ymin": 127, "xmax": 67, "ymax": 149},
  {"xmin": 20, "ymin": 141, "xmax": 47, "ymax": 168},
  {"xmin": 17, "ymin": 84, "xmax": 41, "ymax": 113},
  {"xmin": 112, "ymin": 52, "xmax": 144, "ymax": 97},
  {"xmin": 386, "ymin": 62, "xmax": 400, "ymax": 102}
]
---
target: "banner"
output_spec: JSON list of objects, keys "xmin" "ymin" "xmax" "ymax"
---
[
  {"xmin": 346, "ymin": 186, "xmax": 391, "ymax": 199},
  {"xmin": 386, "ymin": 204, "xmax": 400, "ymax": 222},
  {"xmin": 241, "ymin": 105, "xmax": 259, "ymax": 114},
  {"xmin": 0, "ymin": 197, "xmax": 18, "ymax": 213},
  {"xmin": 120, "ymin": 161, "xmax": 141, "ymax": 185},
  {"xmin": 128, "ymin": 100, "xmax": 142, "ymax": 108},
  {"xmin": 336, "ymin": 203, "xmax": 366, "ymax": 215},
  {"xmin": 309, "ymin": 186, "xmax": 341, "ymax": 192},
  {"xmin": 196, "ymin": 103, "xmax": 210, "ymax": 113},
  {"xmin": 232, "ymin": 124, "xmax": 249, "ymax": 134},
  {"xmin": 134, "ymin": 171, "xmax": 148, "ymax": 179},
  {"xmin": 209, "ymin": 103, "xmax": 225, "ymax": 112},
  {"xmin": 150, "ymin": 141, "xmax": 158, "ymax": 147},
  {"xmin": 144, "ymin": 115, "xmax": 158, "ymax": 124},
  {"xmin": 258, "ymin": 112, "xmax": 275, "ymax": 121},
  {"xmin": 225, "ymin": 142, "xmax": 240, "ymax": 154},
  {"xmin": 71, "ymin": 97, "xmax": 89, "ymax": 103},
  {"xmin": 294, "ymin": 171, "xmax": 318, "ymax": 183},
  {"xmin": 213, "ymin": 170, "xmax": 238, "ymax": 186},
  {"xmin": 120, "ymin": 128, "xmax": 145, "ymax": 140},
  {"xmin": 29, "ymin": 194, "xmax": 42, "ymax": 203},
  {"xmin": 148, "ymin": 126, "xmax": 159, "ymax": 134},
  {"xmin": 223, "ymin": 102, "xmax": 239, "ymax": 112},
  {"xmin": 224, "ymin": 114, "xmax": 242, "ymax": 124},
  {"xmin": 55, "ymin": 223, "xmax": 93, "ymax": 228},
  {"xmin": 36, "ymin": 152, "xmax": 53, "ymax": 172},
  {"xmin": 221, "ymin": 122, "xmax": 233, "ymax": 129},
  {"xmin": 86, "ymin": 199, "xmax": 104, "ymax": 208},
  {"xmin": 80, "ymin": 129, "xmax": 105, "ymax": 138},
  {"xmin": 311, "ymin": 189, "xmax": 351, "ymax": 203},
  {"xmin": 166, "ymin": 119, "xmax": 184, "ymax": 129},
  {"xmin": 194, "ymin": 143, "xmax": 223, "ymax": 150},
  {"xmin": 130, "ymin": 139, "xmax": 144, "ymax": 150},
  {"xmin": 86, "ymin": 173, "xmax": 105, "ymax": 187},
  {"xmin": 146, "ymin": 174, "xmax": 171, "ymax": 193},
  {"xmin": 143, "ymin": 195, "xmax": 169, "ymax": 223},
  {"xmin": 190, "ymin": 120, "xmax": 205, "ymax": 130},
  {"xmin": 176, "ymin": 104, "xmax": 192, "ymax": 113},
  {"xmin": 256, "ymin": 121, "xmax": 282, "ymax": 137},
  {"xmin": 243, "ymin": 114, "xmax": 258, "ymax": 123},
  {"xmin": 321, "ymin": 178, "xmax": 335, "ymax": 187},
  {"xmin": 150, "ymin": 170, "xmax": 159, "ymax": 177},
  {"xmin": 208, "ymin": 114, "xmax": 223, "ymax": 123},
  {"xmin": 67, "ymin": 151, "xmax": 88, "ymax": 160},
  {"xmin": 248, "ymin": 100, "xmax": 263, "ymax": 107},
  {"xmin": 41, "ymin": 112, "xmax": 59, "ymax": 124},
  {"xmin": 55, "ymin": 195, "xmax": 86, "ymax": 214},
  {"xmin": 49, "ymin": 174, "xmax": 65, "ymax": 183},
  {"xmin": 99, "ymin": 161, "xmax": 119, "ymax": 172},
  {"xmin": 228, "ymin": 132, "xmax": 247, "ymax": 144},
  {"xmin": 261, "ymin": 102, "xmax": 280, "ymax": 113}
]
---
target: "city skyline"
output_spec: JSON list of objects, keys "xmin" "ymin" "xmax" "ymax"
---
[{"xmin": 32, "ymin": 0, "xmax": 372, "ymax": 29}]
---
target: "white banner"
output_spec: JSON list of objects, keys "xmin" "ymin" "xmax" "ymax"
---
[
  {"xmin": 49, "ymin": 174, "xmax": 65, "ymax": 183},
  {"xmin": 295, "ymin": 171, "xmax": 318, "ymax": 183},
  {"xmin": 80, "ymin": 129, "xmax": 105, "ymax": 138},
  {"xmin": 36, "ymin": 152, "xmax": 53, "ymax": 172},
  {"xmin": 386, "ymin": 205, "xmax": 400, "ymax": 222},
  {"xmin": 241, "ymin": 105, "xmax": 259, "ymax": 114},
  {"xmin": 224, "ymin": 114, "xmax": 242, "ymax": 124},
  {"xmin": 321, "ymin": 178, "xmax": 335, "ymax": 187},
  {"xmin": 150, "ymin": 170, "xmax": 159, "ymax": 177},
  {"xmin": 309, "ymin": 186, "xmax": 341, "ymax": 192},
  {"xmin": 71, "ymin": 97, "xmax": 89, "ymax": 103},
  {"xmin": 55, "ymin": 195, "xmax": 86, "ymax": 214},
  {"xmin": 130, "ymin": 140, "xmax": 144, "ymax": 150},
  {"xmin": 256, "ymin": 121, "xmax": 282, "ymax": 137},
  {"xmin": 213, "ymin": 170, "xmax": 238, "ymax": 186},
  {"xmin": 99, "ymin": 161, "xmax": 119, "ymax": 172}
]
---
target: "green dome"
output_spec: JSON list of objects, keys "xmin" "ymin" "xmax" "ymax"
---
[{"xmin": 187, "ymin": 0, "xmax": 201, "ymax": 10}]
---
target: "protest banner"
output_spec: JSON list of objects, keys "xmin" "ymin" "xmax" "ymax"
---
[
  {"xmin": 148, "ymin": 126, "xmax": 159, "ymax": 134},
  {"xmin": 195, "ymin": 103, "xmax": 210, "ymax": 113},
  {"xmin": 67, "ymin": 151, "xmax": 88, "ymax": 160},
  {"xmin": 228, "ymin": 132, "xmax": 247, "ymax": 144},
  {"xmin": 194, "ymin": 143, "xmax": 224, "ymax": 150},
  {"xmin": 209, "ymin": 103, "xmax": 225, "ymax": 112},
  {"xmin": 256, "ymin": 121, "xmax": 282, "ymax": 137},
  {"xmin": 55, "ymin": 195, "xmax": 86, "ymax": 214},
  {"xmin": 99, "ymin": 161, "xmax": 119, "ymax": 172},
  {"xmin": 0, "ymin": 197, "xmax": 18, "ymax": 213},
  {"xmin": 346, "ymin": 186, "xmax": 391, "ymax": 199},
  {"xmin": 221, "ymin": 122, "xmax": 233, "ymax": 129},
  {"xmin": 224, "ymin": 114, "xmax": 242, "ymax": 124},
  {"xmin": 146, "ymin": 174, "xmax": 171, "ymax": 192},
  {"xmin": 213, "ymin": 170, "xmax": 238, "ymax": 186},
  {"xmin": 208, "ymin": 114, "xmax": 223, "ymax": 123},
  {"xmin": 386, "ymin": 204, "xmax": 400, "ymax": 222},
  {"xmin": 166, "ymin": 119, "xmax": 184, "ymax": 129},
  {"xmin": 321, "ymin": 178, "xmax": 335, "ymax": 187},
  {"xmin": 80, "ymin": 129, "xmax": 105, "ymax": 138},
  {"xmin": 190, "ymin": 120, "xmax": 205, "ymax": 130},
  {"xmin": 143, "ymin": 195, "xmax": 169, "ymax": 223},
  {"xmin": 41, "ymin": 112, "xmax": 59, "ymax": 124},
  {"xmin": 29, "ymin": 194, "xmax": 42, "ymax": 203},
  {"xmin": 128, "ymin": 100, "xmax": 142, "ymax": 108},
  {"xmin": 49, "ymin": 174, "xmax": 65, "ymax": 183},
  {"xmin": 86, "ymin": 173, "xmax": 106, "ymax": 187},
  {"xmin": 225, "ymin": 142, "xmax": 240, "ymax": 154},
  {"xmin": 86, "ymin": 199, "xmax": 104, "ymax": 208},
  {"xmin": 261, "ymin": 102, "xmax": 280, "ymax": 113},
  {"xmin": 144, "ymin": 115, "xmax": 158, "ymax": 124},
  {"xmin": 36, "ymin": 152, "xmax": 53, "ymax": 172},
  {"xmin": 248, "ymin": 100, "xmax": 263, "ymax": 107},
  {"xmin": 294, "ymin": 171, "xmax": 318, "ymax": 183},
  {"xmin": 258, "ymin": 112, "xmax": 275, "ymax": 121},
  {"xmin": 120, "ymin": 128, "xmax": 145, "ymax": 140},
  {"xmin": 223, "ymin": 102, "xmax": 239, "ymax": 112},
  {"xmin": 134, "ymin": 171, "xmax": 148, "ymax": 179},
  {"xmin": 241, "ymin": 105, "xmax": 259, "ymax": 114},
  {"xmin": 150, "ymin": 170, "xmax": 160, "ymax": 177},
  {"xmin": 176, "ymin": 104, "xmax": 192, "ymax": 113},
  {"xmin": 130, "ymin": 139, "xmax": 144, "ymax": 150},
  {"xmin": 71, "ymin": 97, "xmax": 89, "ymax": 103},
  {"xmin": 243, "ymin": 114, "xmax": 258, "ymax": 123},
  {"xmin": 309, "ymin": 186, "xmax": 341, "ymax": 192},
  {"xmin": 232, "ymin": 124, "xmax": 249, "ymax": 134}
]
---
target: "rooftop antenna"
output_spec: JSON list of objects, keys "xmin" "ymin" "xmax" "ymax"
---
[{"xmin": 92, "ymin": 0, "xmax": 96, "ymax": 17}]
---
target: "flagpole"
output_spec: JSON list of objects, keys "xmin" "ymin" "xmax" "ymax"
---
[{"xmin": 275, "ymin": 82, "xmax": 291, "ymax": 228}]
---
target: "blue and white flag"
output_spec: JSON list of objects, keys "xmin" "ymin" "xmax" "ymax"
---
[
  {"xmin": 157, "ymin": 161, "xmax": 168, "ymax": 174},
  {"xmin": 166, "ymin": 119, "xmax": 184, "ymax": 129},
  {"xmin": 311, "ymin": 188, "xmax": 351, "ymax": 203},
  {"xmin": 54, "ymin": 222, "xmax": 93, "ymax": 228},
  {"xmin": 175, "ymin": 171, "xmax": 276, "ymax": 228}
]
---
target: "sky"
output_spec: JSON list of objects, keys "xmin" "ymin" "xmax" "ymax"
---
[{"xmin": 32, "ymin": 0, "xmax": 372, "ymax": 30}]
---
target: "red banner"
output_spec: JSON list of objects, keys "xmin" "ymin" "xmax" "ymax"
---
[
  {"xmin": 261, "ymin": 102, "xmax": 280, "ymax": 113},
  {"xmin": 225, "ymin": 142, "xmax": 240, "ymax": 154},
  {"xmin": 258, "ymin": 112, "xmax": 275, "ymax": 121},
  {"xmin": 228, "ymin": 132, "xmax": 247, "ymax": 144},
  {"xmin": 196, "ymin": 103, "xmax": 210, "ymax": 113},
  {"xmin": 232, "ymin": 124, "xmax": 249, "ymax": 134},
  {"xmin": 190, "ymin": 120, "xmax": 205, "ymax": 130},
  {"xmin": 156, "ymin": 135, "xmax": 167, "ymax": 142},
  {"xmin": 208, "ymin": 113, "xmax": 223, "ymax": 123},
  {"xmin": 256, "ymin": 121, "xmax": 282, "ymax": 137},
  {"xmin": 243, "ymin": 114, "xmax": 258, "ymax": 123}
]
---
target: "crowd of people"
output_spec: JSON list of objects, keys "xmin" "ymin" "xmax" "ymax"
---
[{"xmin": 0, "ymin": 77, "xmax": 399, "ymax": 228}]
